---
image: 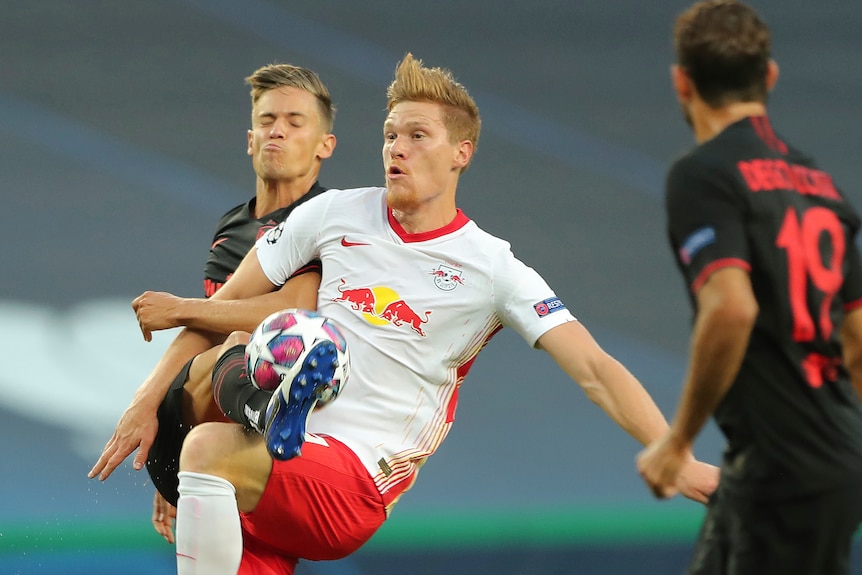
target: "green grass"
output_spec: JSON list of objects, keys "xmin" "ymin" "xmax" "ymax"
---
[{"xmin": 0, "ymin": 505, "xmax": 706, "ymax": 555}]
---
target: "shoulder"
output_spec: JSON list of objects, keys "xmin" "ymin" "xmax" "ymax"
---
[
  {"xmin": 214, "ymin": 198, "xmax": 253, "ymax": 228},
  {"xmin": 666, "ymin": 143, "xmax": 742, "ymax": 208},
  {"xmin": 314, "ymin": 186, "xmax": 384, "ymax": 201}
]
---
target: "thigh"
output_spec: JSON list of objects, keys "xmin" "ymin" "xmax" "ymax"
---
[
  {"xmin": 185, "ymin": 345, "xmax": 229, "ymax": 425},
  {"xmin": 745, "ymin": 485, "xmax": 862, "ymax": 575},
  {"xmin": 240, "ymin": 435, "xmax": 386, "ymax": 562},
  {"xmin": 691, "ymin": 485, "xmax": 862, "ymax": 575},
  {"xmin": 180, "ymin": 422, "xmax": 274, "ymax": 512},
  {"xmin": 688, "ymin": 488, "xmax": 732, "ymax": 575},
  {"xmin": 146, "ymin": 359, "xmax": 194, "ymax": 506}
]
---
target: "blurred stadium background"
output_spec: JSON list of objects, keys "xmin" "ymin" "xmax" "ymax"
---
[{"xmin": 2, "ymin": 1, "xmax": 862, "ymax": 573}]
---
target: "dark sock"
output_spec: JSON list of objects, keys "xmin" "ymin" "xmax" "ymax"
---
[{"xmin": 212, "ymin": 344, "xmax": 272, "ymax": 433}]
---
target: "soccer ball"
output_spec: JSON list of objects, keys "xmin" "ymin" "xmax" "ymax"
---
[{"xmin": 245, "ymin": 308, "xmax": 349, "ymax": 408}]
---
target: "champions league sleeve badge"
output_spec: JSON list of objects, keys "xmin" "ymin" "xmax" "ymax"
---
[{"xmin": 265, "ymin": 221, "xmax": 285, "ymax": 245}]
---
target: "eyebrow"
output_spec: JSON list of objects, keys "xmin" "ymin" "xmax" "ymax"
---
[
  {"xmin": 383, "ymin": 119, "xmax": 433, "ymax": 131},
  {"xmin": 257, "ymin": 110, "xmax": 308, "ymax": 119}
]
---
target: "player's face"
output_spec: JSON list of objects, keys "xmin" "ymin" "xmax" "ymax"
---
[
  {"xmin": 382, "ymin": 101, "xmax": 468, "ymax": 212},
  {"xmin": 247, "ymin": 86, "xmax": 331, "ymax": 183}
]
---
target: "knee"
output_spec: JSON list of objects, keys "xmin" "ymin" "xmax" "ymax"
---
[
  {"xmin": 221, "ymin": 331, "xmax": 251, "ymax": 354},
  {"xmin": 179, "ymin": 422, "xmax": 232, "ymax": 475}
]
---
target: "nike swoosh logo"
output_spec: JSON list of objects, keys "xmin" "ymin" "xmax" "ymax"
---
[
  {"xmin": 211, "ymin": 237, "xmax": 229, "ymax": 250},
  {"xmin": 341, "ymin": 237, "xmax": 369, "ymax": 247}
]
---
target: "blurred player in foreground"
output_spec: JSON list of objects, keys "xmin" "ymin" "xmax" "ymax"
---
[{"xmin": 637, "ymin": 2, "xmax": 862, "ymax": 573}]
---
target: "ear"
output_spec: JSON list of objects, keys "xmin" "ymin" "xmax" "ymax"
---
[
  {"xmin": 247, "ymin": 129, "xmax": 254, "ymax": 157},
  {"xmin": 766, "ymin": 59, "xmax": 779, "ymax": 92},
  {"xmin": 671, "ymin": 64, "xmax": 692, "ymax": 103},
  {"xmin": 453, "ymin": 140, "xmax": 474, "ymax": 170},
  {"xmin": 316, "ymin": 133, "xmax": 337, "ymax": 160}
]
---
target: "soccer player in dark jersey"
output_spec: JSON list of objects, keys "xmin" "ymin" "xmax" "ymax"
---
[
  {"xmin": 88, "ymin": 63, "xmax": 337, "ymax": 542},
  {"xmin": 636, "ymin": 1, "xmax": 862, "ymax": 573}
]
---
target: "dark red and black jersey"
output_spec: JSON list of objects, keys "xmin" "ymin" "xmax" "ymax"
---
[
  {"xmin": 203, "ymin": 182, "xmax": 326, "ymax": 297},
  {"xmin": 667, "ymin": 116, "xmax": 862, "ymax": 498}
]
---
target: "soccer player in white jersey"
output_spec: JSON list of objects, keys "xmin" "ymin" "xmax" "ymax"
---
[{"xmin": 160, "ymin": 53, "xmax": 719, "ymax": 575}]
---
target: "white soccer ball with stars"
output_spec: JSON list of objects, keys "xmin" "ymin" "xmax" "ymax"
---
[{"xmin": 245, "ymin": 308, "xmax": 349, "ymax": 408}]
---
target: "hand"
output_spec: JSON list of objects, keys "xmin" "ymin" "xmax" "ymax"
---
[
  {"xmin": 88, "ymin": 398, "xmax": 158, "ymax": 481},
  {"xmin": 133, "ymin": 291, "xmax": 186, "ymax": 342},
  {"xmin": 635, "ymin": 431, "xmax": 692, "ymax": 500},
  {"xmin": 676, "ymin": 459, "xmax": 719, "ymax": 504},
  {"xmin": 152, "ymin": 490, "xmax": 177, "ymax": 544}
]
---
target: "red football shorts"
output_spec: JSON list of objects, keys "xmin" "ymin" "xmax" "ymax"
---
[{"xmin": 237, "ymin": 435, "xmax": 387, "ymax": 575}]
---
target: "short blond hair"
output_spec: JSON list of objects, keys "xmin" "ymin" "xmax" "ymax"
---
[
  {"xmin": 245, "ymin": 63, "xmax": 336, "ymax": 132},
  {"xmin": 386, "ymin": 53, "xmax": 481, "ymax": 155}
]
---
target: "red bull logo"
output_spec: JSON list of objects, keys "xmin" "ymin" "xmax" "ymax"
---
[
  {"xmin": 332, "ymin": 278, "xmax": 431, "ymax": 336},
  {"xmin": 429, "ymin": 264, "xmax": 465, "ymax": 292},
  {"xmin": 333, "ymin": 279, "xmax": 376, "ymax": 313}
]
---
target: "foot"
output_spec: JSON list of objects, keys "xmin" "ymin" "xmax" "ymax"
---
[{"xmin": 263, "ymin": 340, "xmax": 339, "ymax": 460}]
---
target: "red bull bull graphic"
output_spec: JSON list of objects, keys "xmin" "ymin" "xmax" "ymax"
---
[
  {"xmin": 379, "ymin": 300, "xmax": 432, "ymax": 336},
  {"xmin": 332, "ymin": 279, "xmax": 431, "ymax": 336},
  {"xmin": 333, "ymin": 279, "xmax": 377, "ymax": 313}
]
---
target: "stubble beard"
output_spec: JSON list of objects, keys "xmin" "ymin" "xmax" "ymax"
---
[{"xmin": 386, "ymin": 184, "xmax": 420, "ymax": 212}]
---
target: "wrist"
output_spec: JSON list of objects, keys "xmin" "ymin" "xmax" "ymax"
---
[
  {"xmin": 177, "ymin": 297, "xmax": 206, "ymax": 327},
  {"xmin": 666, "ymin": 427, "xmax": 694, "ymax": 456}
]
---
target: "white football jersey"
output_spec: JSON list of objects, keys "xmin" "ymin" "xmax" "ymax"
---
[{"xmin": 256, "ymin": 187, "xmax": 575, "ymax": 498}]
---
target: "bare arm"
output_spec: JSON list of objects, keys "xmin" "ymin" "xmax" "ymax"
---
[
  {"xmin": 840, "ymin": 307, "xmax": 862, "ymax": 399},
  {"xmin": 89, "ymin": 249, "xmax": 282, "ymax": 480},
  {"xmin": 538, "ymin": 320, "xmax": 719, "ymax": 503},
  {"xmin": 637, "ymin": 266, "xmax": 757, "ymax": 498},
  {"xmin": 538, "ymin": 320, "xmax": 670, "ymax": 446},
  {"xmin": 133, "ymin": 270, "xmax": 321, "ymax": 339}
]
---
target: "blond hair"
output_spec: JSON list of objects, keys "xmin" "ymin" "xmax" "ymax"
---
[
  {"xmin": 386, "ymin": 53, "xmax": 481, "ymax": 156},
  {"xmin": 245, "ymin": 63, "xmax": 336, "ymax": 131}
]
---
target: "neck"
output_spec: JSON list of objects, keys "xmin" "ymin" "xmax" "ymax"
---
[
  {"xmin": 253, "ymin": 174, "xmax": 317, "ymax": 218},
  {"xmin": 690, "ymin": 100, "xmax": 767, "ymax": 143},
  {"xmin": 389, "ymin": 197, "xmax": 458, "ymax": 235}
]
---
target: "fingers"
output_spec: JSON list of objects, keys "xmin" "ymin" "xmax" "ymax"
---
[
  {"xmin": 152, "ymin": 491, "xmax": 176, "ymax": 544},
  {"xmin": 134, "ymin": 293, "xmax": 152, "ymax": 341},
  {"xmin": 95, "ymin": 448, "xmax": 126, "ymax": 480},
  {"xmin": 133, "ymin": 437, "xmax": 153, "ymax": 472},
  {"xmin": 89, "ymin": 435, "xmax": 141, "ymax": 480},
  {"xmin": 648, "ymin": 483, "xmax": 679, "ymax": 500},
  {"xmin": 88, "ymin": 439, "xmax": 115, "ymax": 479}
]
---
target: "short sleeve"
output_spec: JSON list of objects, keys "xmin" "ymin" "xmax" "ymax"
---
[{"xmin": 666, "ymin": 155, "xmax": 751, "ymax": 294}]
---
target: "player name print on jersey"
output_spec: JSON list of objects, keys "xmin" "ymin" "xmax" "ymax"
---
[{"xmin": 737, "ymin": 159, "xmax": 841, "ymax": 200}]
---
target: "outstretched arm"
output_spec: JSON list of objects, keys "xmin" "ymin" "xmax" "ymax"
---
[
  {"xmin": 636, "ymin": 267, "xmax": 756, "ymax": 499},
  {"xmin": 538, "ymin": 320, "xmax": 719, "ymax": 503}
]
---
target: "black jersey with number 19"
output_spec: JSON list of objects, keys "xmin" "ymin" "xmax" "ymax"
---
[
  {"xmin": 666, "ymin": 116, "xmax": 862, "ymax": 499},
  {"xmin": 203, "ymin": 183, "xmax": 326, "ymax": 297}
]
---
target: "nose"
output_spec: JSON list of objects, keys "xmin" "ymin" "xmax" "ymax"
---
[
  {"xmin": 388, "ymin": 136, "xmax": 405, "ymax": 158},
  {"xmin": 269, "ymin": 118, "xmax": 287, "ymax": 138}
]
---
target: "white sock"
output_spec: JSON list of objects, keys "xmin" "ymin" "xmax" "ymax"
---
[{"xmin": 175, "ymin": 471, "xmax": 243, "ymax": 575}]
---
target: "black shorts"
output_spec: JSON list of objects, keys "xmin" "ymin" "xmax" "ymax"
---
[
  {"xmin": 689, "ymin": 482, "xmax": 862, "ymax": 575},
  {"xmin": 145, "ymin": 359, "xmax": 193, "ymax": 507}
]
